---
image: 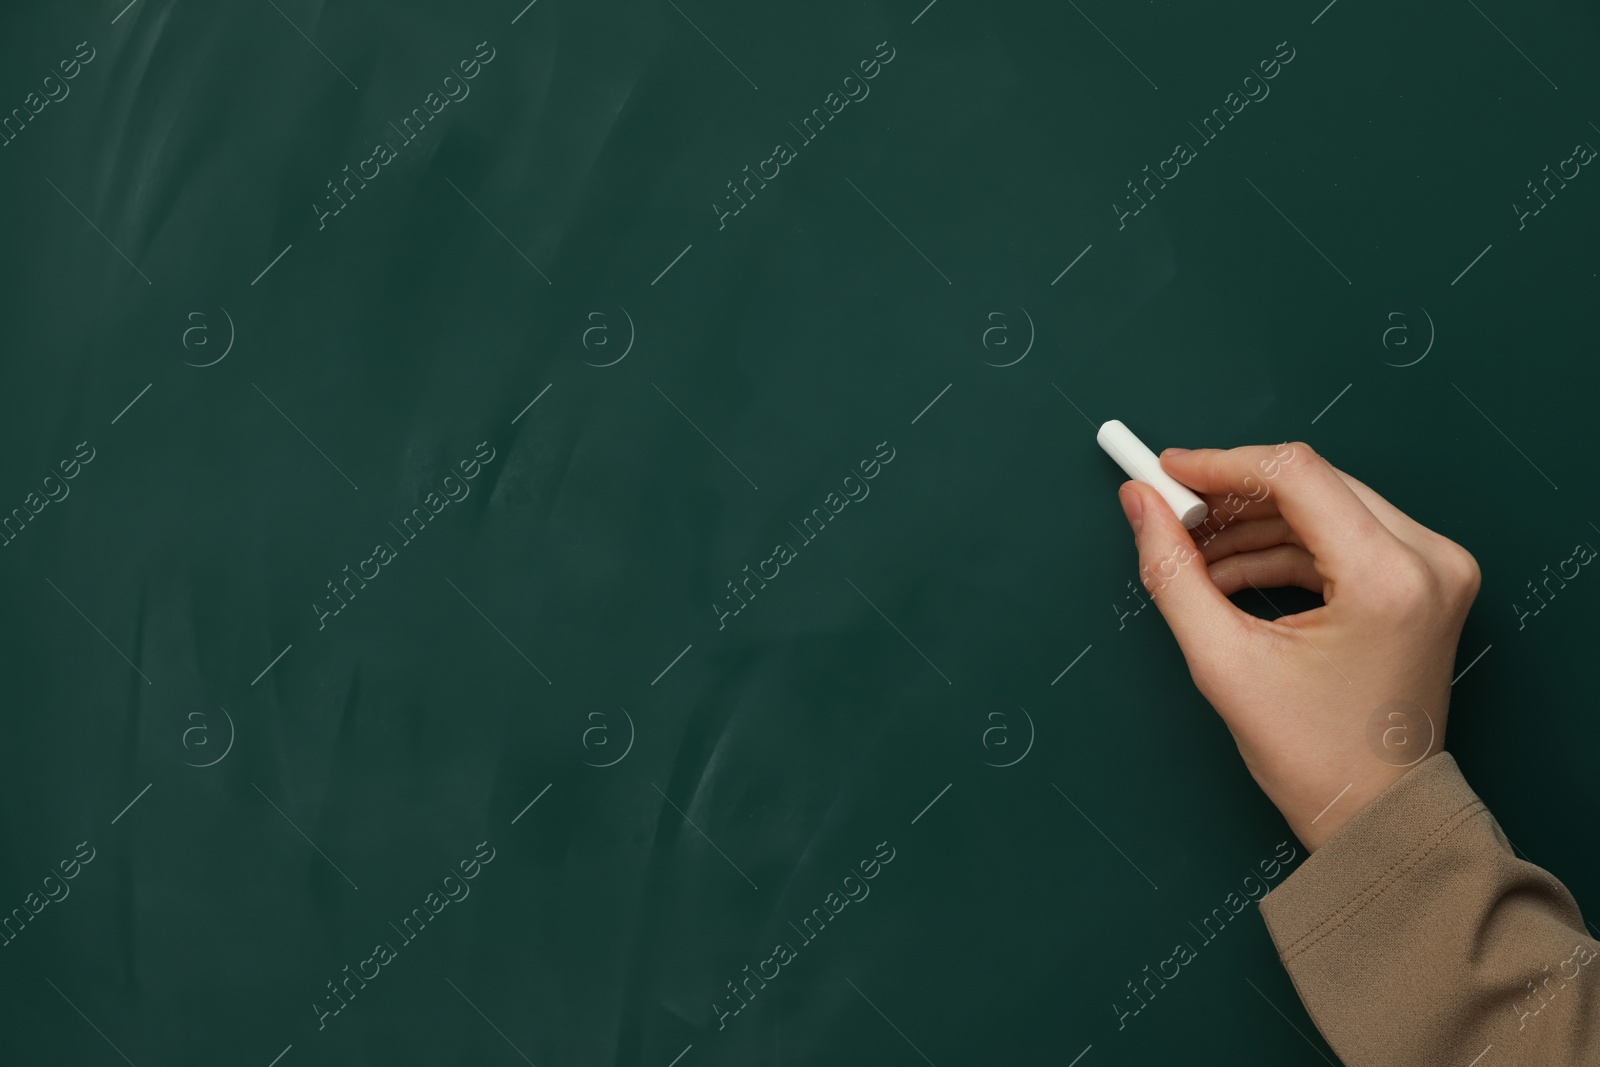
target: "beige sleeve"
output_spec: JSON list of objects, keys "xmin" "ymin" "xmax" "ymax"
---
[{"xmin": 1259, "ymin": 752, "xmax": 1599, "ymax": 1067}]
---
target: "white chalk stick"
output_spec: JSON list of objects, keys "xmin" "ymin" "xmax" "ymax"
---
[{"xmin": 1097, "ymin": 419, "xmax": 1208, "ymax": 529}]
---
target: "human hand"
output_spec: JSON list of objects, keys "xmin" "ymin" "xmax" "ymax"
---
[{"xmin": 1116, "ymin": 442, "xmax": 1481, "ymax": 851}]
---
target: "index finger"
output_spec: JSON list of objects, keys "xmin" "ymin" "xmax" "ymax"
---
[{"xmin": 1159, "ymin": 442, "xmax": 1396, "ymax": 571}]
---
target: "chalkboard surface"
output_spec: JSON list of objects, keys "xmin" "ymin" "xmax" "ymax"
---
[{"xmin": 2, "ymin": 1, "xmax": 1597, "ymax": 1064}]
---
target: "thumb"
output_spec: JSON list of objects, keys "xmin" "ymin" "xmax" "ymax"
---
[{"xmin": 1118, "ymin": 481, "xmax": 1243, "ymax": 655}]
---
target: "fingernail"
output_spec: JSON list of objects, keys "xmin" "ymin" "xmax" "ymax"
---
[
  {"xmin": 1118, "ymin": 483, "xmax": 1143, "ymax": 535},
  {"xmin": 1162, "ymin": 447, "xmax": 1191, "ymax": 457}
]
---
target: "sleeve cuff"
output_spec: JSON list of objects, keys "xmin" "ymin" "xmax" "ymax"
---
[{"xmin": 1259, "ymin": 752, "xmax": 1488, "ymax": 961}]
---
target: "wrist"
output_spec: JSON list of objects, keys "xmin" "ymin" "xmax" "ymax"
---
[{"xmin": 1293, "ymin": 763, "xmax": 1418, "ymax": 852}]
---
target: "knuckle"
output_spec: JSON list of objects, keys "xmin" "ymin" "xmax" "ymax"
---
[
  {"xmin": 1438, "ymin": 541, "xmax": 1482, "ymax": 603},
  {"xmin": 1371, "ymin": 551, "xmax": 1435, "ymax": 613},
  {"xmin": 1276, "ymin": 441, "xmax": 1320, "ymax": 475}
]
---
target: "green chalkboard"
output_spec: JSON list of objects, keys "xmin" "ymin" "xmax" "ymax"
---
[{"xmin": 1, "ymin": 0, "xmax": 1597, "ymax": 1064}]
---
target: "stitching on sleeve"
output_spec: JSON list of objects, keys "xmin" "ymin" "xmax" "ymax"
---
[{"xmin": 1281, "ymin": 798, "xmax": 1486, "ymax": 961}]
